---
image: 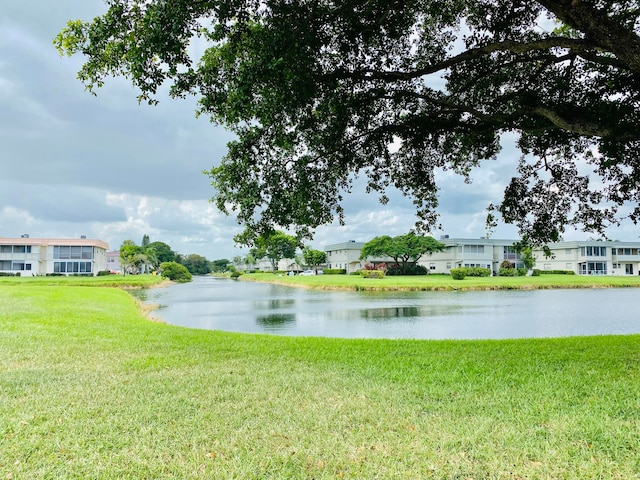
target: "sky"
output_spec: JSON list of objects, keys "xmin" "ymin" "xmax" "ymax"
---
[{"xmin": 1, "ymin": 1, "xmax": 634, "ymax": 261}]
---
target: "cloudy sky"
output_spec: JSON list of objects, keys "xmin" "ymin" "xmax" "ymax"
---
[{"xmin": 1, "ymin": 1, "xmax": 631, "ymax": 261}]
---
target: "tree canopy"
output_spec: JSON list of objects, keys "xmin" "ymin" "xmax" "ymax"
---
[
  {"xmin": 56, "ymin": 1, "xmax": 640, "ymax": 244},
  {"xmin": 360, "ymin": 233, "xmax": 445, "ymax": 273},
  {"xmin": 302, "ymin": 247, "xmax": 327, "ymax": 273},
  {"xmin": 251, "ymin": 231, "xmax": 299, "ymax": 271}
]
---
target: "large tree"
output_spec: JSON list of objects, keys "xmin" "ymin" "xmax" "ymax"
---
[
  {"xmin": 146, "ymin": 241, "xmax": 176, "ymax": 265},
  {"xmin": 302, "ymin": 247, "xmax": 327, "ymax": 273},
  {"xmin": 56, "ymin": 1, "xmax": 640, "ymax": 243},
  {"xmin": 251, "ymin": 231, "xmax": 299, "ymax": 272},
  {"xmin": 360, "ymin": 233, "xmax": 445, "ymax": 273}
]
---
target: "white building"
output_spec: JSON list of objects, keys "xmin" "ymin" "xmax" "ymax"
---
[
  {"xmin": 533, "ymin": 240, "xmax": 640, "ymax": 276},
  {"xmin": 325, "ymin": 240, "xmax": 366, "ymax": 274},
  {"xmin": 0, "ymin": 235, "xmax": 109, "ymax": 276},
  {"xmin": 324, "ymin": 237, "xmax": 640, "ymax": 276}
]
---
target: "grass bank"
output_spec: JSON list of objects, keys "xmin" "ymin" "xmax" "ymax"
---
[
  {"xmin": 240, "ymin": 272, "xmax": 640, "ymax": 291},
  {"xmin": 1, "ymin": 283, "xmax": 640, "ymax": 478},
  {"xmin": 0, "ymin": 274, "xmax": 166, "ymax": 289}
]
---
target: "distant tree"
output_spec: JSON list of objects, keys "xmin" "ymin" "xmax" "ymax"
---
[
  {"xmin": 360, "ymin": 233, "xmax": 445, "ymax": 274},
  {"xmin": 146, "ymin": 241, "xmax": 176, "ymax": 265},
  {"xmin": 250, "ymin": 231, "xmax": 298, "ymax": 272},
  {"xmin": 210, "ymin": 258, "xmax": 231, "ymax": 273},
  {"xmin": 181, "ymin": 254, "xmax": 211, "ymax": 275},
  {"xmin": 120, "ymin": 241, "xmax": 150, "ymax": 274},
  {"xmin": 141, "ymin": 234, "xmax": 150, "ymax": 248},
  {"xmin": 513, "ymin": 242, "xmax": 537, "ymax": 270},
  {"xmin": 302, "ymin": 247, "xmax": 327, "ymax": 274},
  {"xmin": 243, "ymin": 254, "xmax": 256, "ymax": 271},
  {"xmin": 160, "ymin": 261, "xmax": 192, "ymax": 283}
]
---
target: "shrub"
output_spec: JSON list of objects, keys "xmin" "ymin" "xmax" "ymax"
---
[
  {"xmin": 498, "ymin": 268, "xmax": 519, "ymax": 276},
  {"xmin": 386, "ymin": 264, "xmax": 428, "ymax": 276},
  {"xmin": 463, "ymin": 267, "xmax": 491, "ymax": 277},
  {"xmin": 360, "ymin": 270, "xmax": 385, "ymax": 279},
  {"xmin": 97, "ymin": 270, "xmax": 112, "ymax": 276},
  {"xmin": 0, "ymin": 272, "xmax": 19, "ymax": 277},
  {"xmin": 160, "ymin": 262, "xmax": 192, "ymax": 283},
  {"xmin": 450, "ymin": 268, "xmax": 466, "ymax": 280},
  {"xmin": 539, "ymin": 270, "xmax": 576, "ymax": 275},
  {"xmin": 230, "ymin": 271, "xmax": 241, "ymax": 279},
  {"xmin": 500, "ymin": 260, "xmax": 515, "ymax": 269},
  {"xmin": 532, "ymin": 269, "xmax": 541, "ymax": 276},
  {"xmin": 323, "ymin": 268, "xmax": 347, "ymax": 275}
]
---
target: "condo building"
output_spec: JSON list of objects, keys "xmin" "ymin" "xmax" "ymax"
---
[
  {"xmin": 0, "ymin": 235, "xmax": 109, "ymax": 276},
  {"xmin": 325, "ymin": 237, "xmax": 640, "ymax": 276}
]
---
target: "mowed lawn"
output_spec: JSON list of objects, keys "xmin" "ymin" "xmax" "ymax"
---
[
  {"xmin": 240, "ymin": 271, "xmax": 640, "ymax": 291},
  {"xmin": 1, "ymin": 281, "xmax": 640, "ymax": 478}
]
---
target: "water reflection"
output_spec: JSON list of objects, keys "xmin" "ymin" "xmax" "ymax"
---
[
  {"xmin": 256, "ymin": 313, "xmax": 297, "ymax": 327},
  {"xmin": 254, "ymin": 299, "xmax": 296, "ymax": 310},
  {"xmin": 132, "ymin": 276, "xmax": 640, "ymax": 339}
]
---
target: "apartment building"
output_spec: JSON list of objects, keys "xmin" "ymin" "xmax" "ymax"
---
[
  {"xmin": 0, "ymin": 235, "xmax": 109, "ymax": 276},
  {"xmin": 325, "ymin": 237, "xmax": 640, "ymax": 276}
]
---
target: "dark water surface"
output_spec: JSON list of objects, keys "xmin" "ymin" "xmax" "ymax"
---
[{"xmin": 131, "ymin": 276, "xmax": 640, "ymax": 339}]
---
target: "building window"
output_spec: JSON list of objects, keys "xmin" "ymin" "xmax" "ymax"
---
[
  {"xmin": 0, "ymin": 245, "xmax": 31, "ymax": 253},
  {"xmin": 446, "ymin": 262, "xmax": 451, "ymax": 269},
  {"xmin": 566, "ymin": 263, "xmax": 572, "ymax": 270},
  {"xmin": 54, "ymin": 261, "xmax": 93, "ymax": 274},
  {"xmin": 544, "ymin": 263, "xmax": 551, "ymax": 270},
  {"xmin": 503, "ymin": 246, "xmax": 521, "ymax": 260},
  {"xmin": 581, "ymin": 246, "xmax": 606, "ymax": 257},
  {"xmin": 0, "ymin": 261, "xmax": 11, "ymax": 270},
  {"xmin": 565, "ymin": 248, "xmax": 572, "ymax": 255},
  {"xmin": 464, "ymin": 245, "xmax": 484, "ymax": 254},
  {"xmin": 579, "ymin": 262, "xmax": 607, "ymax": 275},
  {"xmin": 54, "ymin": 246, "xmax": 94, "ymax": 260}
]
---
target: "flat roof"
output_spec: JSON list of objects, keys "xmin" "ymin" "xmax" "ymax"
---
[{"xmin": 0, "ymin": 237, "xmax": 109, "ymax": 250}]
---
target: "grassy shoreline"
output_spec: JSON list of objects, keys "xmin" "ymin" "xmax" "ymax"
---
[
  {"xmin": 1, "ymin": 279, "xmax": 640, "ymax": 478},
  {"xmin": 239, "ymin": 271, "xmax": 640, "ymax": 291}
]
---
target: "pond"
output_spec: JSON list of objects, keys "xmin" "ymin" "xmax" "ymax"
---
[{"xmin": 132, "ymin": 276, "xmax": 640, "ymax": 339}]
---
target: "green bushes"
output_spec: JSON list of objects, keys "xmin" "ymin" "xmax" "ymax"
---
[
  {"xmin": 450, "ymin": 268, "xmax": 466, "ymax": 280},
  {"xmin": 230, "ymin": 271, "xmax": 241, "ymax": 279},
  {"xmin": 499, "ymin": 268, "xmax": 528, "ymax": 276},
  {"xmin": 450, "ymin": 267, "xmax": 490, "ymax": 280},
  {"xmin": 0, "ymin": 272, "xmax": 20, "ymax": 277},
  {"xmin": 97, "ymin": 270, "xmax": 112, "ymax": 276},
  {"xmin": 540, "ymin": 270, "xmax": 575, "ymax": 275},
  {"xmin": 386, "ymin": 264, "xmax": 428, "ymax": 276},
  {"xmin": 463, "ymin": 267, "xmax": 491, "ymax": 277},
  {"xmin": 360, "ymin": 270, "xmax": 385, "ymax": 279},
  {"xmin": 323, "ymin": 268, "xmax": 346, "ymax": 275},
  {"xmin": 160, "ymin": 261, "xmax": 192, "ymax": 283}
]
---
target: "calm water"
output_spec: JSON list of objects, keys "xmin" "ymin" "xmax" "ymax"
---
[{"xmin": 131, "ymin": 276, "xmax": 640, "ymax": 339}]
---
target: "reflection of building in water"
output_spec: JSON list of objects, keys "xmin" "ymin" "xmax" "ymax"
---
[
  {"xmin": 324, "ymin": 237, "xmax": 640, "ymax": 276},
  {"xmin": 0, "ymin": 235, "xmax": 108, "ymax": 276}
]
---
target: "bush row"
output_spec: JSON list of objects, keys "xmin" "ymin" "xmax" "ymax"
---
[
  {"xmin": 360, "ymin": 270, "xmax": 385, "ymax": 279},
  {"xmin": 539, "ymin": 270, "xmax": 576, "ymax": 275}
]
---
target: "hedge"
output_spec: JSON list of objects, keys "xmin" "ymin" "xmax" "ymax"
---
[{"xmin": 360, "ymin": 270, "xmax": 385, "ymax": 279}]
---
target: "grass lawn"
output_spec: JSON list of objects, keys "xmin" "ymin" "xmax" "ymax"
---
[
  {"xmin": 1, "ymin": 280, "xmax": 640, "ymax": 478},
  {"xmin": 240, "ymin": 272, "xmax": 640, "ymax": 291}
]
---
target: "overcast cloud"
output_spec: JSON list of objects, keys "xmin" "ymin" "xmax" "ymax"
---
[{"xmin": 0, "ymin": 1, "xmax": 631, "ymax": 261}]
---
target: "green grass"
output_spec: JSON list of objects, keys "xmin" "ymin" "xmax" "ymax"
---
[
  {"xmin": 241, "ymin": 272, "xmax": 640, "ymax": 291},
  {"xmin": 1, "ymin": 283, "xmax": 640, "ymax": 478},
  {"xmin": 0, "ymin": 274, "xmax": 165, "ymax": 289}
]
